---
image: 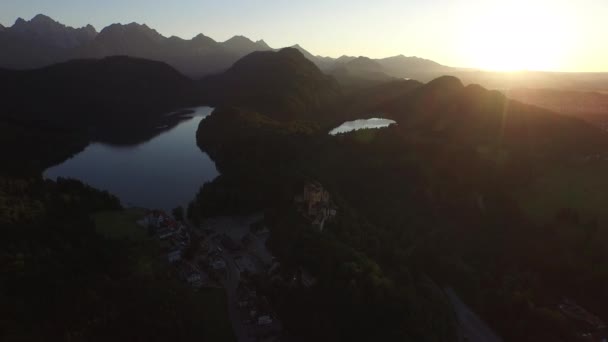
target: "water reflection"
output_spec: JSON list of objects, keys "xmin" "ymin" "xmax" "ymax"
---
[
  {"xmin": 329, "ymin": 118, "xmax": 396, "ymax": 135},
  {"xmin": 45, "ymin": 107, "xmax": 219, "ymax": 210}
]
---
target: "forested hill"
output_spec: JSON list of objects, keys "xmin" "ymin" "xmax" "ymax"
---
[
  {"xmin": 376, "ymin": 76, "xmax": 608, "ymax": 159},
  {"xmin": 199, "ymin": 48, "xmax": 342, "ymax": 121},
  {"xmin": 0, "ymin": 56, "xmax": 196, "ymax": 126}
]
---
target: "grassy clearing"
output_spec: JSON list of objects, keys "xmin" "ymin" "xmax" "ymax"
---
[
  {"xmin": 516, "ymin": 160, "xmax": 608, "ymax": 224},
  {"xmin": 196, "ymin": 288, "xmax": 236, "ymax": 342},
  {"xmin": 93, "ymin": 208, "xmax": 160, "ymax": 275},
  {"xmin": 92, "ymin": 208, "xmax": 148, "ymax": 241}
]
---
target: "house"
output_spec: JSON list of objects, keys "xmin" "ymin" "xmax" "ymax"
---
[
  {"xmin": 295, "ymin": 181, "xmax": 338, "ymax": 231},
  {"xmin": 221, "ymin": 235, "xmax": 240, "ymax": 252},
  {"xmin": 168, "ymin": 250, "xmax": 182, "ymax": 263},
  {"xmin": 211, "ymin": 258, "xmax": 227, "ymax": 270},
  {"xmin": 158, "ymin": 228, "xmax": 175, "ymax": 240},
  {"xmin": 300, "ymin": 268, "xmax": 317, "ymax": 288},
  {"xmin": 187, "ymin": 273, "xmax": 203, "ymax": 288},
  {"xmin": 304, "ymin": 182, "xmax": 329, "ymax": 213},
  {"xmin": 559, "ymin": 300, "xmax": 606, "ymax": 330},
  {"xmin": 257, "ymin": 315, "xmax": 273, "ymax": 326}
]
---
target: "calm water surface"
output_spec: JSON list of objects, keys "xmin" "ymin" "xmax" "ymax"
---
[
  {"xmin": 45, "ymin": 106, "xmax": 219, "ymax": 210},
  {"xmin": 329, "ymin": 117, "xmax": 396, "ymax": 135}
]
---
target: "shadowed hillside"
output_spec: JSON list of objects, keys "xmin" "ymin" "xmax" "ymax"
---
[
  {"xmin": 199, "ymin": 48, "xmax": 342, "ymax": 121},
  {"xmin": 0, "ymin": 56, "xmax": 196, "ymax": 126},
  {"xmin": 376, "ymin": 76, "xmax": 608, "ymax": 160},
  {"xmin": 330, "ymin": 57, "xmax": 395, "ymax": 89}
]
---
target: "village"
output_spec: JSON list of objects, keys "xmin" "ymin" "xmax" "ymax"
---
[{"xmin": 135, "ymin": 181, "xmax": 336, "ymax": 342}]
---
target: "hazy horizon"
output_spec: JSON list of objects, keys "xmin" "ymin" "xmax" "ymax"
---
[{"xmin": 2, "ymin": 0, "xmax": 608, "ymax": 72}]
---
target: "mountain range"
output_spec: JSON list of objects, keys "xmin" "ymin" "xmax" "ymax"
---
[{"xmin": 0, "ymin": 14, "xmax": 451, "ymax": 80}]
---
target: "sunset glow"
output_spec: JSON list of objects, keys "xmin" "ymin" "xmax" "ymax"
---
[{"xmin": 458, "ymin": 0, "xmax": 577, "ymax": 71}]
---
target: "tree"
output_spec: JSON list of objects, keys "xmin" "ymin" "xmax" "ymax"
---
[{"xmin": 172, "ymin": 206, "xmax": 185, "ymax": 222}]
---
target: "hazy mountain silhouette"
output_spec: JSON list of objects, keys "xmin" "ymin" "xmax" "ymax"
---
[
  {"xmin": 75, "ymin": 24, "xmax": 273, "ymax": 78},
  {"xmin": 506, "ymin": 88, "xmax": 608, "ymax": 115},
  {"xmin": 223, "ymin": 35, "xmax": 271, "ymax": 53},
  {"xmin": 289, "ymin": 44, "xmax": 337, "ymax": 70},
  {"xmin": 337, "ymin": 56, "xmax": 385, "ymax": 72},
  {"xmin": 377, "ymin": 55, "xmax": 449, "ymax": 77},
  {"xmin": 334, "ymin": 55, "xmax": 357, "ymax": 64},
  {"xmin": 77, "ymin": 22, "xmax": 163, "ymax": 58},
  {"xmin": 326, "ymin": 55, "xmax": 454, "ymax": 87},
  {"xmin": 10, "ymin": 14, "xmax": 97, "ymax": 48},
  {"xmin": 376, "ymin": 76, "xmax": 608, "ymax": 158},
  {"xmin": 0, "ymin": 14, "xmax": 97, "ymax": 69},
  {"xmin": 330, "ymin": 56, "xmax": 394, "ymax": 88},
  {"xmin": 199, "ymin": 48, "xmax": 341, "ymax": 120},
  {"xmin": 0, "ymin": 15, "xmax": 273, "ymax": 78},
  {"xmin": 0, "ymin": 14, "xmax": 454, "ymax": 80}
]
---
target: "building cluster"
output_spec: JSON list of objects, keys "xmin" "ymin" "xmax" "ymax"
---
[
  {"xmin": 139, "ymin": 212, "xmax": 285, "ymax": 339},
  {"xmin": 268, "ymin": 262, "xmax": 317, "ymax": 289},
  {"xmin": 580, "ymin": 153, "xmax": 608, "ymax": 163},
  {"xmin": 177, "ymin": 262, "xmax": 206, "ymax": 288},
  {"xmin": 142, "ymin": 210, "xmax": 215, "ymax": 289},
  {"xmin": 237, "ymin": 283, "xmax": 282, "ymax": 339},
  {"xmin": 295, "ymin": 181, "xmax": 337, "ymax": 231},
  {"xmin": 559, "ymin": 299, "xmax": 607, "ymax": 342},
  {"xmin": 143, "ymin": 210, "xmax": 190, "ymax": 264}
]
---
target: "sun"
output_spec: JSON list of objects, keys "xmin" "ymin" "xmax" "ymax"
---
[{"xmin": 460, "ymin": 1, "xmax": 574, "ymax": 71}]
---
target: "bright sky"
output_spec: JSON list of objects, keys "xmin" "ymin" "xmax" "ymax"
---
[{"xmin": 1, "ymin": 0, "xmax": 607, "ymax": 72}]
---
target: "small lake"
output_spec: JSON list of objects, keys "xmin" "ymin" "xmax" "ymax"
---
[
  {"xmin": 329, "ymin": 118, "xmax": 396, "ymax": 135},
  {"xmin": 44, "ymin": 106, "xmax": 219, "ymax": 211}
]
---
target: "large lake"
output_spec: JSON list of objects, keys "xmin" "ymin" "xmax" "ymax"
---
[{"xmin": 44, "ymin": 106, "xmax": 219, "ymax": 210}]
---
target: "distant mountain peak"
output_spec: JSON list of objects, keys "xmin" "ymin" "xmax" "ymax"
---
[
  {"xmin": 13, "ymin": 15, "xmax": 54, "ymax": 29},
  {"xmin": 335, "ymin": 55, "xmax": 355, "ymax": 63},
  {"xmin": 422, "ymin": 75, "xmax": 464, "ymax": 94},
  {"xmin": 193, "ymin": 33, "xmax": 213, "ymax": 40},
  {"xmin": 191, "ymin": 33, "xmax": 217, "ymax": 46},
  {"xmin": 256, "ymin": 39, "xmax": 270, "ymax": 49},
  {"xmin": 14, "ymin": 17, "xmax": 26, "ymax": 26},
  {"xmin": 12, "ymin": 14, "xmax": 65, "ymax": 31},
  {"xmin": 353, "ymin": 56, "xmax": 374, "ymax": 61},
  {"xmin": 30, "ymin": 14, "xmax": 55, "ymax": 23},
  {"xmin": 225, "ymin": 35, "xmax": 252, "ymax": 43},
  {"xmin": 99, "ymin": 22, "xmax": 162, "ymax": 40},
  {"xmin": 102, "ymin": 22, "xmax": 150, "ymax": 32},
  {"xmin": 222, "ymin": 35, "xmax": 271, "ymax": 53},
  {"xmin": 7, "ymin": 14, "xmax": 98, "ymax": 49},
  {"xmin": 277, "ymin": 47, "xmax": 306, "ymax": 58},
  {"xmin": 289, "ymin": 44, "xmax": 316, "ymax": 59}
]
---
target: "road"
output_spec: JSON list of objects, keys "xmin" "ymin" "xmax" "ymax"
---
[
  {"xmin": 197, "ymin": 215, "xmax": 281, "ymax": 342},
  {"xmin": 445, "ymin": 288, "xmax": 503, "ymax": 342},
  {"xmin": 221, "ymin": 250, "xmax": 253, "ymax": 342},
  {"xmin": 202, "ymin": 217, "xmax": 254, "ymax": 342}
]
